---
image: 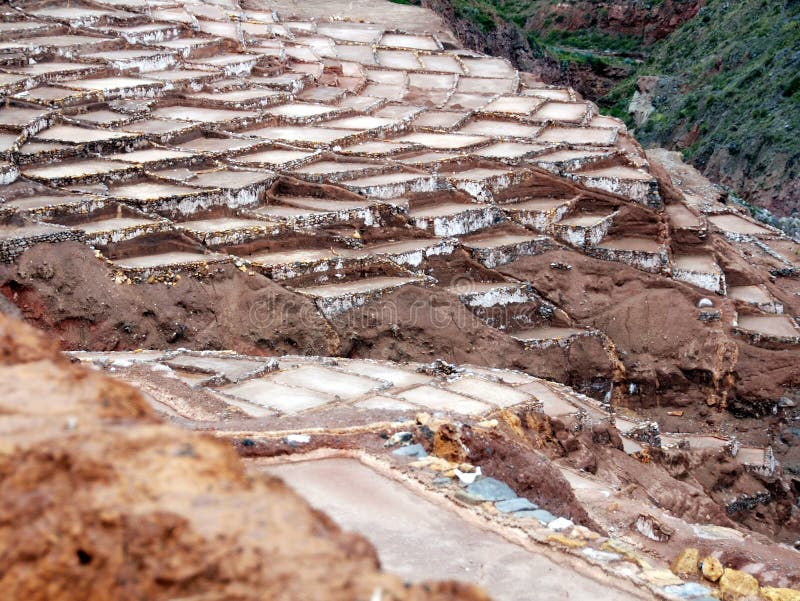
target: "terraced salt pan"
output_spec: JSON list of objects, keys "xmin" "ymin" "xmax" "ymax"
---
[
  {"xmin": 165, "ymin": 354, "xmax": 267, "ymax": 382},
  {"xmin": 560, "ymin": 213, "xmax": 613, "ymax": 227},
  {"xmin": 665, "ymin": 203, "xmax": 702, "ymax": 228},
  {"xmin": 7, "ymin": 62, "xmax": 97, "ymax": 78},
  {"xmin": 673, "ymin": 254, "xmax": 719, "ymax": 273},
  {"xmin": 522, "ymin": 88, "xmax": 573, "ymax": 101},
  {"xmin": 324, "ymin": 115, "xmax": 396, "ymax": 130},
  {"xmin": 456, "ymin": 77, "xmax": 516, "ymax": 95},
  {"xmin": 728, "ymin": 285, "xmax": 774, "ymax": 305},
  {"xmin": 188, "ymin": 53, "xmax": 258, "ymax": 75},
  {"xmin": 229, "ymin": 149, "xmax": 316, "ymax": 169},
  {"xmin": 191, "ymin": 89, "xmax": 286, "ymax": 107},
  {"xmin": 397, "ymin": 384, "xmax": 491, "ymax": 415},
  {"xmin": 279, "ymin": 196, "xmax": 376, "ymax": 212},
  {"xmin": 445, "ymin": 375, "xmax": 533, "ymax": 408},
  {"xmin": 358, "ymin": 238, "xmax": 448, "ymax": 260},
  {"xmin": 0, "ymin": 223, "xmax": 68, "ymax": 240},
  {"xmin": 73, "ymin": 216, "xmax": 160, "ymax": 235},
  {"xmin": 145, "ymin": 69, "xmax": 220, "ymax": 84},
  {"xmin": 408, "ymin": 72, "xmax": 457, "ymax": 90},
  {"xmin": 64, "ymin": 76, "xmax": 164, "ymax": 94},
  {"xmin": 339, "ymin": 360, "xmax": 432, "ymax": 388},
  {"xmin": 412, "ymin": 110, "xmax": 468, "ymax": 130},
  {"xmin": 339, "ymin": 141, "xmax": 415, "ymax": 156},
  {"xmin": 0, "ymin": 35, "xmax": 111, "ymax": 54},
  {"xmin": 419, "ymin": 54, "xmax": 463, "ymax": 74},
  {"xmin": 221, "ymin": 378, "xmax": 332, "ymax": 414},
  {"xmin": 82, "ymin": 49, "xmax": 176, "ymax": 72},
  {"xmin": 519, "ymin": 380, "xmax": 580, "ymax": 417},
  {"xmin": 22, "ymin": 159, "xmax": 134, "ymax": 181},
  {"xmin": 396, "ymin": 151, "xmax": 463, "ymax": 166},
  {"xmin": 502, "ymin": 198, "xmax": 572, "ymax": 230},
  {"xmin": 335, "ymin": 45, "xmax": 377, "ymax": 65},
  {"xmin": 176, "ymin": 217, "xmax": 269, "ymax": 234},
  {"xmin": 537, "ymin": 127, "xmax": 617, "ymax": 146},
  {"xmin": 353, "ymin": 396, "xmax": 419, "ymax": 411},
  {"xmin": 109, "ymin": 181, "xmax": 209, "ymax": 201},
  {"xmin": 72, "ymin": 109, "xmax": 131, "ymax": 126},
  {"xmin": 33, "ymin": 125, "xmax": 135, "ymax": 144},
  {"xmin": 460, "ymin": 119, "xmax": 540, "ymax": 139},
  {"xmin": 163, "ymin": 169, "xmax": 272, "ymax": 191},
  {"xmin": 290, "ymin": 160, "xmax": 389, "ymax": 179},
  {"xmin": 482, "ymin": 96, "xmax": 543, "ymax": 116},
  {"xmin": 29, "ymin": 6, "xmax": 112, "ymax": 24},
  {"xmin": 114, "ymin": 251, "xmax": 224, "ymax": 269},
  {"xmin": 13, "ymin": 86, "xmax": 89, "ymax": 106},
  {"xmin": 737, "ymin": 315, "xmax": 798, "ymax": 337},
  {"xmin": 0, "ymin": 106, "xmax": 50, "ymax": 128},
  {"xmin": 380, "ymin": 33, "xmax": 439, "ymax": 50},
  {"xmin": 463, "ymin": 232, "xmax": 552, "ymax": 267},
  {"xmin": 119, "ymin": 119, "xmax": 196, "ymax": 140},
  {"xmin": 106, "ymin": 148, "xmax": 196, "ymax": 165},
  {"xmin": 300, "ymin": 276, "xmax": 418, "ymax": 298},
  {"xmin": 708, "ymin": 214, "xmax": 771, "ymax": 236},
  {"xmin": 0, "ymin": 134, "xmax": 19, "ymax": 153},
  {"xmin": 341, "ymin": 171, "xmax": 440, "ymax": 198},
  {"xmin": 317, "ymin": 23, "xmax": 383, "ymax": 44},
  {"xmin": 247, "ymin": 248, "xmax": 334, "ymax": 266},
  {"xmin": 2, "ymin": 194, "xmax": 92, "ymax": 212},
  {"xmin": 268, "ymin": 365, "xmax": 386, "ymax": 398},
  {"xmin": 597, "ymin": 237, "xmax": 663, "ymax": 252},
  {"xmin": 377, "ymin": 50, "xmax": 421, "ymax": 70},
  {"xmin": 589, "ymin": 115, "xmax": 623, "ymax": 129},
  {"xmin": 394, "ymin": 132, "xmax": 487, "ymax": 150},
  {"xmin": 464, "ymin": 233, "xmax": 542, "ymax": 249},
  {"xmin": 532, "ymin": 102, "xmax": 589, "ymax": 123},
  {"xmin": 460, "ymin": 57, "xmax": 516, "ymax": 78},
  {"xmin": 577, "ymin": 166, "xmax": 654, "ymax": 181},
  {"xmin": 244, "ymin": 126, "xmax": 358, "ymax": 146},
  {"xmin": 176, "ymin": 136, "xmax": 261, "ymax": 155},
  {"xmin": 475, "ymin": 142, "xmax": 546, "ymax": 160},
  {"xmin": 265, "ymin": 102, "xmax": 342, "ymax": 120},
  {"xmin": 152, "ymin": 106, "xmax": 258, "ymax": 123}
]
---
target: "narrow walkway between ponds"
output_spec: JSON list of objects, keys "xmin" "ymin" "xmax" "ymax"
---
[{"xmin": 262, "ymin": 457, "xmax": 651, "ymax": 601}]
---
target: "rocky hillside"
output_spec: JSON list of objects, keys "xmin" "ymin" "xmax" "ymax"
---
[
  {"xmin": 421, "ymin": 0, "xmax": 800, "ymax": 228},
  {"xmin": 609, "ymin": 0, "xmax": 800, "ymax": 221}
]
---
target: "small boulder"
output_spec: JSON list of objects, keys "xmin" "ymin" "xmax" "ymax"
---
[
  {"xmin": 495, "ymin": 497, "xmax": 538, "ymax": 513},
  {"xmin": 465, "ymin": 477, "xmax": 517, "ymax": 502},
  {"xmin": 433, "ymin": 423, "xmax": 467, "ymax": 463},
  {"xmin": 392, "ymin": 443, "xmax": 427, "ymax": 458},
  {"xmin": 547, "ymin": 517, "xmax": 574, "ymax": 532},
  {"xmin": 700, "ymin": 555, "xmax": 724, "ymax": 582},
  {"xmin": 516, "ymin": 509, "xmax": 556, "ymax": 525},
  {"xmin": 719, "ymin": 568, "xmax": 759, "ymax": 600},
  {"xmin": 671, "ymin": 547, "xmax": 699, "ymax": 578}
]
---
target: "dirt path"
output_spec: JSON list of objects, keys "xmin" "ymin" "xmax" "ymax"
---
[{"xmin": 263, "ymin": 457, "xmax": 651, "ymax": 601}]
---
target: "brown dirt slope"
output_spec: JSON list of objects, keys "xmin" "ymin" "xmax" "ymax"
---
[
  {"xmin": 0, "ymin": 241, "xmax": 339, "ymax": 356},
  {"xmin": 0, "ymin": 313, "xmax": 489, "ymax": 601}
]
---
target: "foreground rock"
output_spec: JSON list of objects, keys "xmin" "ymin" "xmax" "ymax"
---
[{"xmin": 0, "ymin": 314, "xmax": 488, "ymax": 601}]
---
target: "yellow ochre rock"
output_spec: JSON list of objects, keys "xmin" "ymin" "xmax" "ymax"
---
[
  {"xmin": 719, "ymin": 568, "xmax": 760, "ymax": 600},
  {"xmin": 761, "ymin": 588, "xmax": 800, "ymax": 601},
  {"xmin": 701, "ymin": 555, "xmax": 724, "ymax": 582},
  {"xmin": 671, "ymin": 547, "xmax": 699, "ymax": 577},
  {"xmin": 545, "ymin": 534, "xmax": 585, "ymax": 549}
]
